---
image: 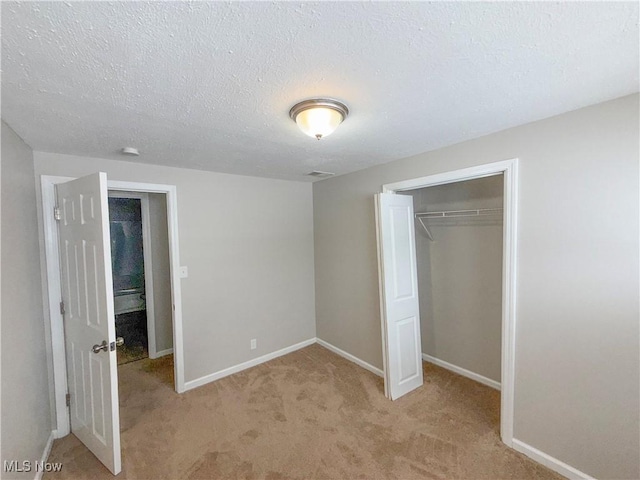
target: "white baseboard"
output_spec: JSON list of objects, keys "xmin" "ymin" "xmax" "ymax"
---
[
  {"xmin": 422, "ymin": 353, "xmax": 501, "ymax": 391},
  {"xmin": 512, "ymin": 439, "xmax": 595, "ymax": 480},
  {"xmin": 316, "ymin": 338, "xmax": 383, "ymax": 377},
  {"xmin": 33, "ymin": 431, "xmax": 56, "ymax": 480},
  {"xmin": 150, "ymin": 348, "xmax": 173, "ymax": 359},
  {"xmin": 183, "ymin": 338, "xmax": 382, "ymax": 392},
  {"xmin": 183, "ymin": 338, "xmax": 316, "ymax": 391}
]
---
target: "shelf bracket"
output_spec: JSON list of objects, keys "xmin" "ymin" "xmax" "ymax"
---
[{"xmin": 416, "ymin": 216, "xmax": 434, "ymax": 241}]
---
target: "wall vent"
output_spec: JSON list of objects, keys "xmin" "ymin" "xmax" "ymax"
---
[{"xmin": 307, "ymin": 170, "xmax": 335, "ymax": 178}]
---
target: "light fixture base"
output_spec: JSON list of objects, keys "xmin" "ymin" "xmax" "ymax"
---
[{"xmin": 289, "ymin": 98, "xmax": 349, "ymax": 122}]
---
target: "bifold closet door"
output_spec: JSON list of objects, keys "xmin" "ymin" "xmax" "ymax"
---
[{"xmin": 375, "ymin": 193, "xmax": 424, "ymax": 400}]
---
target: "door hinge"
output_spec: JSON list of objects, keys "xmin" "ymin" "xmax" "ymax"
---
[
  {"xmin": 59, "ymin": 301, "xmax": 65, "ymax": 316},
  {"xmin": 66, "ymin": 393, "xmax": 70, "ymax": 407},
  {"xmin": 54, "ymin": 206, "xmax": 61, "ymax": 221}
]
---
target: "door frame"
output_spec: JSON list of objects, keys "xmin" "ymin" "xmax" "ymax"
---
[
  {"xmin": 40, "ymin": 175, "xmax": 186, "ymax": 437},
  {"xmin": 379, "ymin": 158, "xmax": 518, "ymax": 446}
]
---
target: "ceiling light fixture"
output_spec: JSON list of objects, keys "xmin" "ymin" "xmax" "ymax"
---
[{"xmin": 289, "ymin": 98, "xmax": 349, "ymax": 140}]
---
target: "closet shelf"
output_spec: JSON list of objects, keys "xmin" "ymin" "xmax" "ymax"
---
[
  {"xmin": 414, "ymin": 208, "xmax": 503, "ymax": 241},
  {"xmin": 415, "ymin": 208, "xmax": 503, "ymax": 219}
]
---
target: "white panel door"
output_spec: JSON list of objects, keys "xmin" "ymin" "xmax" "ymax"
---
[
  {"xmin": 57, "ymin": 172, "xmax": 121, "ymax": 475},
  {"xmin": 376, "ymin": 193, "xmax": 423, "ymax": 400}
]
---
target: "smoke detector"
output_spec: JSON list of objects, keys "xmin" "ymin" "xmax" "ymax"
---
[{"xmin": 121, "ymin": 147, "xmax": 140, "ymax": 156}]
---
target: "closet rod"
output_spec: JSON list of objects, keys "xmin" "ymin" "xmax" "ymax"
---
[
  {"xmin": 414, "ymin": 207, "xmax": 503, "ymax": 219},
  {"xmin": 414, "ymin": 208, "xmax": 503, "ymax": 241}
]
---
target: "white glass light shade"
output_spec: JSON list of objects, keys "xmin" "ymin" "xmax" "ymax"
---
[
  {"xmin": 295, "ymin": 107, "xmax": 344, "ymax": 139},
  {"xmin": 289, "ymin": 99, "xmax": 349, "ymax": 140}
]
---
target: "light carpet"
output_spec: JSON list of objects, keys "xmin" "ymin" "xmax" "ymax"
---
[{"xmin": 45, "ymin": 344, "xmax": 563, "ymax": 479}]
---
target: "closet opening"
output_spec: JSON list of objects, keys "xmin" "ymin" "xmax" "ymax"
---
[
  {"xmin": 410, "ymin": 174, "xmax": 504, "ymax": 393},
  {"xmin": 376, "ymin": 159, "xmax": 518, "ymax": 445}
]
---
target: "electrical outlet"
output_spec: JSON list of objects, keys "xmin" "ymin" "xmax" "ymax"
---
[{"xmin": 250, "ymin": 339, "xmax": 257, "ymax": 350}]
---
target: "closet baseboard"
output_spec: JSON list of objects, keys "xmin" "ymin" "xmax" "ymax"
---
[{"xmin": 422, "ymin": 353, "xmax": 500, "ymax": 391}]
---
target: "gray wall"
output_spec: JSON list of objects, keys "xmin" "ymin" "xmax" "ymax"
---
[
  {"xmin": 148, "ymin": 193, "xmax": 173, "ymax": 353},
  {"xmin": 313, "ymin": 94, "xmax": 639, "ymax": 479},
  {"xmin": 410, "ymin": 176, "xmax": 503, "ymax": 383},
  {"xmin": 1, "ymin": 121, "xmax": 52, "ymax": 476},
  {"xmin": 33, "ymin": 153, "xmax": 316, "ymax": 383}
]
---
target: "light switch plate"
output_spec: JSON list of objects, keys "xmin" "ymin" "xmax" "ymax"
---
[{"xmin": 179, "ymin": 266, "xmax": 188, "ymax": 278}]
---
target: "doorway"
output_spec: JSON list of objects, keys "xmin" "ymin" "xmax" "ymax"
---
[
  {"xmin": 410, "ymin": 175, "xmax": 503, "ymax": 391},
  {"xmin": 39, "ymin": 175, "xmax": 185, "ymax": 447},
  {"xmin": 109, "ymin": 195, "xmax": 149, "ymax": 364},
  {"xmin": 375, "ymin": 158, "xmax": 518, "ymax": 446},
  {"xmin": 107, "ymin": 191, "xmax": 174, "ymax": 367}
]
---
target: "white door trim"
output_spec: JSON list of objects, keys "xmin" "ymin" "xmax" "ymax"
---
[
  {"xmin": 40, "ymin": 176, "xmax": 185, "ymax": 437},
  {"xmin": 379, "ymin": 158, "xmax": 519, "ymax": 447}
]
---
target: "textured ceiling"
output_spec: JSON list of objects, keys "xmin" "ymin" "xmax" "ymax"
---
[{"xmin": 2, "ymin": 2, "xmax": 638, "ymax": 181}]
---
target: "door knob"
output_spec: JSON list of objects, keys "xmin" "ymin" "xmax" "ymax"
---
[
  {"xmin": 92, "ymin": 340, "xmax": 109, "ymax": 354},
  {"xmin": 92, "ymin": 337, "xmax": 124, "ymax": 354}
]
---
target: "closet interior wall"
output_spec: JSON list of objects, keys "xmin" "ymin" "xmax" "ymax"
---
[{"xmin": 409, "ymin": 174, "xmax": 504, "ymax": 383}]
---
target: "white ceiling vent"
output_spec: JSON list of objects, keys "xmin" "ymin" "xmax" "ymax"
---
[{"xmin": 307, "ymin": 171, "xmax": 335, "ymax": 178}]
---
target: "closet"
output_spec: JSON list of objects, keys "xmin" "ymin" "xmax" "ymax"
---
[{"xmin": 409, "ymin": 174, "xmax": 504, "ymax": 388}]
